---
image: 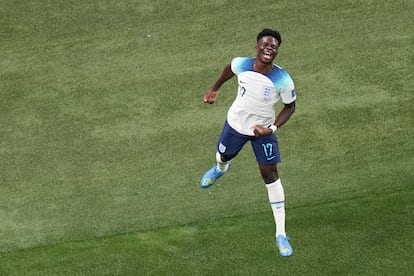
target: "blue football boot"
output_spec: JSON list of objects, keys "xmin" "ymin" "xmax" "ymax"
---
[
  {"xmin": 200, "ymin": 165, "xmax": 224, "ymax": 189},
  {"xmin": 276, "ymin": 235, "xmax": 293, "ymax": 257}
]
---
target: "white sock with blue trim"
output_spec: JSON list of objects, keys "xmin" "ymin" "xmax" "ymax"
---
[
  {"xmin": 265, "ymin": 179, "xmax": 286, "ymax": 237},
  {"xmin": 216, "ymin": 152, "xmax": 230, "ymax": 173}
]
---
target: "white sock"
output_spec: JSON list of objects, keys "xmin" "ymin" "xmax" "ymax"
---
[
  {"xmin": 216, "ymin": 152, "xmax": 230, "ymax": 173},
  {"xmin": 265, "ymin": 179, "xmax": 286, "ymax": 237}
]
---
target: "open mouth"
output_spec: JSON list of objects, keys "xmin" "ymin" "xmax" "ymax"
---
[{"xmin": 262, "ymin": 51, "xmax": 273, "ymax": 60}]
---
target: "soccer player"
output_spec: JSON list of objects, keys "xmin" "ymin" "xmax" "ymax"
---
[{"xmin": 200, "ymin": 28, "xmax": 296, "ymax": 257}]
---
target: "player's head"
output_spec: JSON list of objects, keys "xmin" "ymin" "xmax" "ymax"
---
[
  {"xmin": 255, "ymin": 29, "xmax": 281, "ymax": 64},
  {"xmin": 257, "ymin": 28, "xmax": 282, "ymax": 45}
]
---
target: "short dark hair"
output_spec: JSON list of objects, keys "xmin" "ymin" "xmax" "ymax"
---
[{"xmin": 257, "ymin": 28, "xmax": 282, "ymax": 45}]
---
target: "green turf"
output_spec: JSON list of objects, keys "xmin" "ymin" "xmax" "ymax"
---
[
  {"xmin": 1, "ymin": 191, "xmax": 413, "ymax": 275},
  {"xmin": 0, "ymin": 0, "xmax": 413, "ymax": 275}
]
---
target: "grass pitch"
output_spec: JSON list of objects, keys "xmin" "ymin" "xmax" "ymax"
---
[{"xmin": 0, "ymin": 0, "xmax": 413, "ymax": 275}]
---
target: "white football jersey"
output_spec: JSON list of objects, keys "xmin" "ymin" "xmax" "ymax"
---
[{"xmin": 227, "ymin": 57, "xmax": 296, "ymax": 136}]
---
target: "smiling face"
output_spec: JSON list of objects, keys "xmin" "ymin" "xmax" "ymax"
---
[{"xmin": 255, "ymin": 36, "xmax": 279, "ymax": 65}]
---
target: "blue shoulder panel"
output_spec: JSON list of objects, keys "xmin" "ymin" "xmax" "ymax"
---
[{"xmin": 231, "ymin": 57, "xmax": 255, "ymax": 74}]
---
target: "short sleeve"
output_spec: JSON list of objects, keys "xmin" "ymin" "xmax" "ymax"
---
[{"xmin": 280, "ymin": 75, "xmax": 296, "ymax": 104}]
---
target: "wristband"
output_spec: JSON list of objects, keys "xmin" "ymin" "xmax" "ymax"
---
[{"xmin": 269, "ymin": 124, "xmax": 277, "ymax": 133}]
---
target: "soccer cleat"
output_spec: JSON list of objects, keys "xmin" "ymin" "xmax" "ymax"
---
[
  {"xmin": 200, "ymin": 165, "xmax": 224, "ymax": 189},
  {"xmin": 276, "ymin": 235, "xmax": 293, "ymax": 257}
]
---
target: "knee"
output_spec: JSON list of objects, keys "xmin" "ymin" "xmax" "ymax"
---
[{"xmin": 259, "ymin": 165, "xmax": 278, "ymax": 184}]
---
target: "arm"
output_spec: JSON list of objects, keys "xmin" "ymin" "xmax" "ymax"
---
[
  {"xmin": 253, "ymin": 101, "xmax": 296, "ymax": 137},
  {"xmin": 274, "ymin": 101, "xmax": 296, "ymax": 128},
  {"xmin": 204, "ymin": 64, "xmax": 235, "ymax": 104}
]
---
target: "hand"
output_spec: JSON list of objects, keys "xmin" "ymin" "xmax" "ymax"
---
[
  {"xmin": 203, "ymin": 89, "xmax": 218, "ymax": 104},
  {"xmin": 253, "ymin": 125, "xmax": 273, "ymax": 137}
]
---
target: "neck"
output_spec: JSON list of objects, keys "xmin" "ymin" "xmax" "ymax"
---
[{"xmin": 253, "ymin": 60, "xmax": 273, "ymax": 74}]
